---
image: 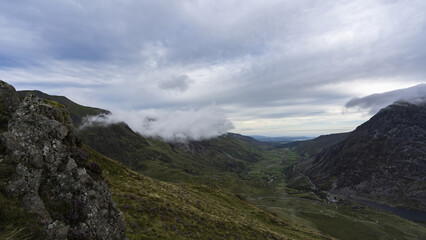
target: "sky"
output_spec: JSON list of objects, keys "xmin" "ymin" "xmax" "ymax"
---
[{"xmin": 1, "ymin": 0, "xmax": 426, "ymax": 140}]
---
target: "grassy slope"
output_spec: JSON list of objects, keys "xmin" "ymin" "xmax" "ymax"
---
[
  {"xmin": 87, "ymin": 145, "xmax": 332, "ymax": 240},
  {"xmin": 250, "ymin": 193, "xmax": 426, "ymax": 240},
  {"xmin": 78, "ymin": 124, "xmax": 275, "ymax": 195}
]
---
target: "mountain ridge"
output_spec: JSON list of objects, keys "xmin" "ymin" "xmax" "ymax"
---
[
  {"xmin": 277, "ymin": 132, "xmax": 351, "ymax": 156},
  {"xmin": 301, "ymin": 100, "xmax": 426, "ymax": 211},
  {"xmin": 16, "ymin": 90, "xmax": 109, "ymax": 127}
]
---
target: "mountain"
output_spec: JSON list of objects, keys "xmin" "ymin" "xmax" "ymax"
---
[
  {"xmin": 16, "ymin": 90, "xmax": 109, "ymax": 127},
  {"xmin": 278, "ymin": 132, "xmax": 351, "ymax": 156},
  {"xmin": 300, "ymin": 100, "xmax": 426, "ymax": 210}
]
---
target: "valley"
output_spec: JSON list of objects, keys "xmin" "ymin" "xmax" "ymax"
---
[
  {"xmin": 240, "ymin": 147, "xmax": 426, "ymax": 240},
  {"xmin": 36, "ymin": 88, "xmax": 426, "ymax": 239},
  {"xmin": 77, "ymin": 117, "xmax": 426, "ymax": 239}
]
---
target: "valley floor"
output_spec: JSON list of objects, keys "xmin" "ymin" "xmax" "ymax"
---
[{"xmin": 234, "ymin": 147, "xmax": 426, "ymax": 240}]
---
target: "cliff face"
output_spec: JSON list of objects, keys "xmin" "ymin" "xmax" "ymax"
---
[
  {"xmin": 304, "ymin": 100, "xmax": 426, "ymax": 210},
  {"xmin": 0, "ymin": 81, "xmax": 126, "ymax": 239}
]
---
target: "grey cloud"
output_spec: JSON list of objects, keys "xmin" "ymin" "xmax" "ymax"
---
[
  {"xmin": 2, "ymin": 0, "xmax": 426, "ymax": 135},
  {"xmin": 158, "ymin": 74, "xmax": 193, "ymax": 92},
  {"xmin": 345, "ymin": 84, "xmax": 426, "ymax": 114}
]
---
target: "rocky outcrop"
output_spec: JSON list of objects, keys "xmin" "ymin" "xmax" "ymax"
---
[
  {"xmin": 0, "ymin": 82, "xmax": 127, "ymax": 239},
  {"xmin": 0, "ymin": 81, "xmax": 21, "ymax": 130},
  {"xmin": 303, "ymin": 100, "xmax": 426, "ymax": 210}
]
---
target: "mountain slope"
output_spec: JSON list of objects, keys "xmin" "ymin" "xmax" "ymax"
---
[
  {"xmin": 17, "ymin": 90, "xmax": 109, "ymax": 126},
  {"xmin": 78, "ymin": 124, "xmax": 269, "ymax": 189},
  {"xmin": 301, "ymin": 100, "xmax": 426, "ymax": 210},
  {"xmin": 277, "ymin": 132, "xmax": 350, "ymax": 157}
]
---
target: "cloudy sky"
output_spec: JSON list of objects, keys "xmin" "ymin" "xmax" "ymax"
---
[{"xmin": 1, "ymin": 0, "xmax": 425, "ymax": 139}]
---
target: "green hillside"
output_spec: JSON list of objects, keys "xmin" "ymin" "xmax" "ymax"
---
[
  {"xmin": 78, "ymin": 124, "xmax": 274, "ymax": 195},
  {"xmin": 86, "ymin": 145, "xmax": 332, "ymax": 240}
]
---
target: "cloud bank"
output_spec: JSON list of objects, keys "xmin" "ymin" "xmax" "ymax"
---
[
  {"xmin": 82, "ymin": 105, "xmax": 234, "ymax": 142},
  {"xmin": 345, "ymin": 84, "xmax": 426, "ymax": 114},
  {"xmin": 1, "ymin": 0, "xmax": 426, "ymax": 136}
]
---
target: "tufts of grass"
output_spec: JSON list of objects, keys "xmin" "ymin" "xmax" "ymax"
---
[
  {"xmin": 0, "ymin": 142, "xmax": 45, "ymax": 239},
  {"xmin": 0, "ymin": 228, "xmax": 34, "ymax": 240},
  {"xmin": 0, "ymin": 179, "xmax": 45, "ymax": 240}
]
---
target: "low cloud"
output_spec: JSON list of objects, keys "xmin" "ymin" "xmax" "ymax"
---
[
  {"xmin": 81, "ymin": 105, "xmax": 234, "ymax": 142},
  {"xmin": 158, "ymin": 74, "xmax": 193, "ymax": 92},
  {"xmin": 345, "ymin": 84, "xmax": 426, "ymax": 114}
]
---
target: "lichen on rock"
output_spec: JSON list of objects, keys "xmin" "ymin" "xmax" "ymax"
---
[{"xmin": 0, "ymin": 82, "xmax": 127, "ymax": 239}]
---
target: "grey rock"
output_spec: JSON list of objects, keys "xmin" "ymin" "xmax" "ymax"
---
[
  {"xmin": 0, "ymin": 80, "xmax": 21, "ymax": 130},
  {"xmin": 1, "ymin": 85, "xmax": 127, "ymax": 239},
  {"xmin": 47, "ymin": 221, "xmax": 70, "ymax": 240}
]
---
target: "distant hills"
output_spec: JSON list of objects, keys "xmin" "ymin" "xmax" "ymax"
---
[{"xmin": 251, "ymin": 135, "xmax": 313, "ymax": 142}]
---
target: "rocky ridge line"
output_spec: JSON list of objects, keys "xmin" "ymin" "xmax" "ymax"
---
[{"xmin": 304, "ymin": 99, "xmax": 426, "ymax": 210}]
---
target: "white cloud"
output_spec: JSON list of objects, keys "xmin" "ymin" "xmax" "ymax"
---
[
  {"xmin": 81, "ymin": 105, "xmax": 234, "ymax": 142},
  {"xmin": 345, "ymin": 84, "xmax": 426, "ymax": 114}
]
